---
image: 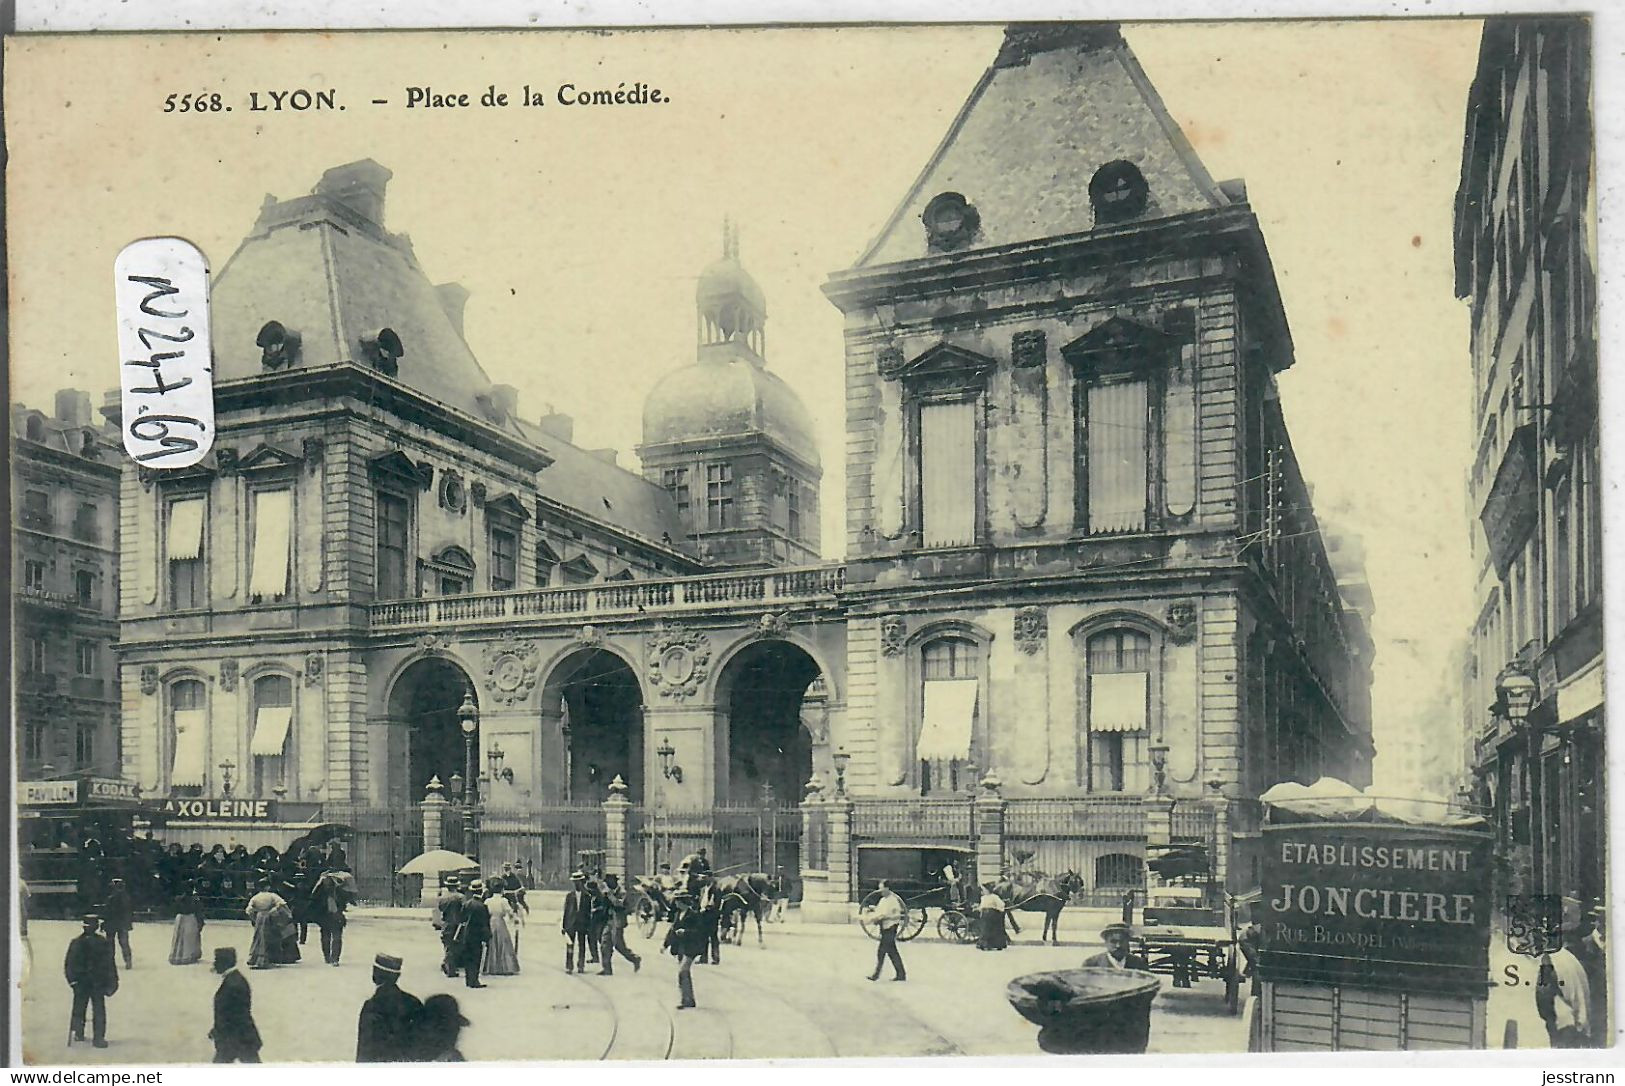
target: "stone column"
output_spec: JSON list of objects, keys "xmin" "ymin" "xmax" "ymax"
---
[
  {"xmin": 975, "ymin": 771, "xmax": 1006, "ymax": 880},
  {"xmin": 815, "ymin": 791, "xmax": 855, "ymax": 924},
  {"xmin": 602, "ymin": 775, "xmax": 631, "ymax": 883},
  {"xmin": 1143, "ymin": 796, "xmax": 1173, "ymax": 849},
  {"xmin": 419, "ymin": 777, "xmax": 450, "ymax": 905},
  {"xmin": 1212, "ymin": 792, "xmax": 1231, "ymax": 892}
]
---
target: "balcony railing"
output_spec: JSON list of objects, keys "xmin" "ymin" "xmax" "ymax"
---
[{"xmin": 371, "ymin": 563, "xmax": 846, "ymax": 629}]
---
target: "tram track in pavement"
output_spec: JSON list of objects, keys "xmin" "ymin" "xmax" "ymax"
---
[{"xmin": 560, "ymin": 955, "xmax": 682, "ymax": 1060}]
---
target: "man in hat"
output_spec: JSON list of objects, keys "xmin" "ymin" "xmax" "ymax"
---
[
  {"xmin": 357, "ymin": 952, "xmax": 424, "ymax": 1062},
  {"xmin": 417, "ymin": 994, "xmax": 470, "ymax": 1061},
  {"xmin": 501, "ymin": 862, "xmax": 530, "ymax": 915},
  {"xmin": 64, "ymin": 913, "xmax": 117, "ymax": 1048},
  {"xmin": 561, "ymin": 870, "xmax": 594, "ymax": 974},
  {"xmin": 209, "ymin": 947, "xmax": 261, "ymax": 1062},
  {"xmin": 1576, "ymin": 904, "xmax": 1608, "ymax": 1046},
  {"xmin": 434, "ymin": 875, "xmax": 465, "ymax": 978},
  {"xmin": 1084, "ymin": 922, "xmax": 1149, "ymax": 971},
  {"xmin": 662, "ymin": 891, "xmax": 706, "ymax": 1010},
  {"xmin": 597, "ymin": 874, "xmax": 641, "ymax": 976},
  {"xmin": 101, "ymin": 877, "xmax": 134, "ymax": 969},
  {"xmin": 455, "ymin": 880, "xmax": 492, "ymax": 989}
]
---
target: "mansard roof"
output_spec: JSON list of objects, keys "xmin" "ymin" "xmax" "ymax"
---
[{"xmin": 856, "ymin": 23, "xmax": 1230, "ymax": 268}]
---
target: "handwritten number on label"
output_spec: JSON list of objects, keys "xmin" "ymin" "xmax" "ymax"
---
[{"xmin": 116, "ymin": 238, "xmax": 214, "ymax": 468}]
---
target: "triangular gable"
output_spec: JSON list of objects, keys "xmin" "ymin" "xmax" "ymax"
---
[
  {"xmin": 1060, "ymin": 316, "xmax": 1180, "ymax": 376},
  {"xmin": 534, "ymin": 538, "xmax": 562, "ymax": 563},
  {"xmin": 605, "ymin": 566, "xmax": 635, "ymax": 582},
  {"xmin": 560, "ymin": 553, "xmax": 599, "ymax": 577},
  {"xmin": 858, "ymin": 24, "xmax": 1227, "ymax": 267},
  {"xmin": 368, "ymin": 449, "xmax": 432, "ymax": 490},
  {"xmin": 894, "ymin": 342, "xmax": 998, "ymax": 382},
  {"xmin": 237, "ymin": 443, "xmax": 304, "ymax": 474},
  {"xmin": 484, "ymin": 492, "xmax": 531, "ymax": 522}
]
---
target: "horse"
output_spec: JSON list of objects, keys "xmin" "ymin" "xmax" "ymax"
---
[
  {"xmin": 993, "ymin": 869, "xmax": 1085, "ymax": 944},
  {"xmin": 714, "ymin": 873, "xmax": 780, "ymax": 946}
]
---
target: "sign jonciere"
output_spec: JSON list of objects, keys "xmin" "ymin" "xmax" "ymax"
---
[{"xmin": 1258, "ymin": 821, "xmax": 1493, "ymax": 995}]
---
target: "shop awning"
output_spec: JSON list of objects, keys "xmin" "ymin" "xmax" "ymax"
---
[
  {"xmin": 247, "ymin": 489, "xmax": 292, "ymax": 600},
  {"xmin": 917, "ymin": 678, "xmax": 978, "ymax": 761},
  {"xmin": 1089, "ymin": 671, "xmax": 1148, "ymax": 732},
  {"xmin": 171, "ymin": 708, "xmax": 208, "ymax": 786},
  {"xmin": 1558, "ymin": 659, "xmax": 1604, "ymax": 724},
  {"xmin": 167, "ymin": 499, "xmax": 205, "ymax": 561},
  {"xmin": 250, "ymin": 706, "xmax": 293, "ymax": 757}
]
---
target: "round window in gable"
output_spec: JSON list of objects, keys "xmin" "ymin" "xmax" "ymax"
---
[
  {"xmin": 921, "ymin": 191, "xmax": 981, "ymax": 252},
  {"xmin": 1089, "ymin": 160, "xmax": 1149, "ymax": 224}
]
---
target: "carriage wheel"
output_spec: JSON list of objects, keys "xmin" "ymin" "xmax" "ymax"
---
[
  {"xmin": 938, "ymin": 910, "xmax": 977, "ymax": 944},
  {"xmin": 635, "ymin": 898, "xmax": 658, "ymax": 940},
  {"xmin": 898, "ymin": 905, "xmax": 928, "ymax": 942},
  {"xmin": 857, "ymin": 891, "xmax": 884, "ymax": 940}
]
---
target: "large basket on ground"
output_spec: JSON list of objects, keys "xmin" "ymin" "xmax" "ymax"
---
[{"xmin": 1006, "ymin": 967, "xmax": 1161, "ymax": 1054}]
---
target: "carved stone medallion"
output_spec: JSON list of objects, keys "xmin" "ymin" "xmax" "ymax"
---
[
  {"xmin": 575, "ymin": 624, "xmax": 604, "ymax": 649},
  {"xmin": 647, "ymin": 624, "xmax": 711, "ymax": 701},
  {"xmin": 482, "ymin": 631, "xmax": 540, "ymax": 706},
  {"xmin": 219, "ymin": 659, "xmax": 239, "ymax": 692},
  {"xmin": 879, "ymin": 615, "xmax": 907, "ymax": 658},
  {"xmin": 1014, "ymin": 606, "xmax": 1048, "ymax": 655},
  {"xmin": 304, "ymin": 653, "xmax": 324, "ymax": 687},
  {"xmin": 418, "ymin": 633, "xmax": 450, "ymax": 656},
  {"xmin": 753, "ymin": 612, "xmax": 790, "ymax": 639},
  {"xmin": 1012, "ymin": 329, "xmax": 1047, "ymax": 369},
  {"xmin": 139, "ymin": 665, "xmax": 159, "ymax": 696},
  {"xmin": 876, "ymin": 345, "xmax": 906, "ymax": 379}
]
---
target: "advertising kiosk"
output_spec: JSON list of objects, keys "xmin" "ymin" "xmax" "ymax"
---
[{"xmin": 1250, "ymin": 781, "xmax": 1493, "ymax": 1051}]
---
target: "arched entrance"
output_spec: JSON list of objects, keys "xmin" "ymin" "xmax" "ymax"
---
[
  {"xmin": 544, "ymin": 648, "xmax": 644, "ymax": 802},
  {"xmin": 388, "ymin": 657, "xmax": 479, "ymax": 807},
  {"xmin": 714, "ymin": 640, "xmax": 820, "ymax": 805}
]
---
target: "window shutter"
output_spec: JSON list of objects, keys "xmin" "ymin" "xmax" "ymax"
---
[
  {"xmin": 170, "ymin": 709, "xmax": 208, "ymax": 786},
  {"xmin": 1087, "ymin": 380, "xmax": 1148, "ymax": 532},
  {"xmin": 920, "ymin": 401, "xmax": 976, "ymax": 546}
]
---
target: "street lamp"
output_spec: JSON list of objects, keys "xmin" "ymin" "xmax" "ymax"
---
[
  {"xmin": 656, "ymin": 738, "xmax": 683, "ymax": 784},
  {"xmin": 832, "ymin": 747, "xmax": 850, "ymax": 797},
  {"xmin": 219, "ymin": 759, "xmax": 236, "ymax": 798},
  {"xmin": 457, "ymin": 687, "xmax": 480, "ymax": 860},
  {"xmin": 1495, "ymin": 661, "xmax": 1541, "ymax": 895}
]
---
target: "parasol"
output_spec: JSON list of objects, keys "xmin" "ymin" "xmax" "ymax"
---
[{"xmin": 398, "ymin": 849, "xmax": 478, "ymax": 877}]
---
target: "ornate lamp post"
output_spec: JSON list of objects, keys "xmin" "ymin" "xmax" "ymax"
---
[
  {"xmin": 832, "ymin": 747, "xmax": 850, "ymax": 797},
  {"xmin": 1495, "ymin": 661, "xmax": 1540, "ymax": 894},
  {"xmin": 1148, "ymin": 743, "xmax": 1171, "ymax": 796},
  {"xmin": 656, "ymin": 738, "xmax": 684, "ymax": 784},
  {"xmin": 218, "ymin": 759, "xmax": 236, "ymax": 798},
  {"xmin": 457, "ymin": 687, "xmax": 480, "ymax": 861}
]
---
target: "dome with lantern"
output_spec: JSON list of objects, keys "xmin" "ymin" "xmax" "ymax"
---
[{"xmin": 641, "ymin": 223, "xmax": 819, "ymax": 469}]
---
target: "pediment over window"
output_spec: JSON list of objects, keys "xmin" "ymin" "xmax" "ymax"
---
[
  {"xmin": 1061, "ymin": 316, "xmax": 1180, "ymax": 377},
  {"xmin": 535, "ymin": 538, "xmax": 562, "ymax": 563},
  {"xmin": 895, "ymin": 342, "xmax": 999, "ymax": 387},
  {"xmin": 485, "ymin": 492, "xmax": 531, "ymax": 522},
  {"xmin": 559, "ymin": 554, "xmax": 599, "ymax": 579},
  {"xmin": 238, "ymin": 443, "xmax": 303, "ymax": 474},
  {"xmin": 368, "ymin": 450, "xmax": 433, "ymax": 490},
  {"xmin": 431, "ymin": 545, "xmax": 476, "ymax": 573}
]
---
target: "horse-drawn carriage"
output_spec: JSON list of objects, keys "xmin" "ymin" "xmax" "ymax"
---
[
  {"xmin": 854, "ymin": 844, "xmax": 977, "ymax": 942},
  {"xmin": 1130, "ymin": 843, "xmax": 1244, "ymax": 1012}
]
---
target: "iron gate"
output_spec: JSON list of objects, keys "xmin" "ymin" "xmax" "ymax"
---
[
  {"xmin": 322, "ymin": 804, "xmax": 424, "ymax": 906},
  {"xmin": 479, "ymin": 806, "xmax": 605, "ymax": 890}
]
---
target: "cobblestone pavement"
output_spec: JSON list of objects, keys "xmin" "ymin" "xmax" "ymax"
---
[{"xmin": 20, "ymin": 910, "xmax": 1245, "ymax": 1063}]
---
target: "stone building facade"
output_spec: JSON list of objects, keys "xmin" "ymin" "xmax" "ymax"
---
[
  {"xmin": 1455, "ymin": 16, "xmax": 1603, "ymax": 913},
  {"xmin": 110, "ymin": 24, "xmax": 1369, "ymax": 903},
  {"xmin": 13, "ymin": 390, "xmax": 122, "ymax": 780}
]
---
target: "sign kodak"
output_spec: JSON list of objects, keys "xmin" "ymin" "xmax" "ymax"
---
[{"xmin": 1259, "ymin": 821, "xmax": 1492, "ymax": 994}]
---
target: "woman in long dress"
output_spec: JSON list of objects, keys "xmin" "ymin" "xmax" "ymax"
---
[
  {"xmin": 168, "ymin": 883, "xmax": 205, "ymax": 964},
  {"xmin": 483, "ymin": 887, "xmax": 521, "ymax": 975},
  {"xmin": 245, "ymin": 879, "xmax": 287, "ymax": 968},
  {"xmin": 977, "ymin": 882, "xmax": 1010, "ymax": 951}
]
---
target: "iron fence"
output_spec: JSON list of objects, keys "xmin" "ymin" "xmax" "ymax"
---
[
  {"xmin": 850, "ymin": 798, "xmax": 972, "ymax": 841},
  {"xmin": 323, "ymin": 804, "xmax": 425, "ymax": 906},
  {"xmin": 478, "ymin": 806, "xmax": 605, "ymax": 890}
]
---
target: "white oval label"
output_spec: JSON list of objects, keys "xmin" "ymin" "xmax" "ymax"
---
[{"xmin": 114, "ymin": 237, "xmax": 214, "ymax": 468}]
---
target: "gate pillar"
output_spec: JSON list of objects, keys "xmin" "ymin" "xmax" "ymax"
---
[
  {"xmin": 975, "ymin": 771, "xmax": 1006, "ymax": 880},
  {"xmin": 800, "ymin": 786, "xmax": 854, "ymax": 924},
  {"xmin": 602, "ymin": 775, "xmax": 631, "ymax": 883},
  {"xmin": 419, "ymin": 777, "xmax": 450, "ymax": 905}
]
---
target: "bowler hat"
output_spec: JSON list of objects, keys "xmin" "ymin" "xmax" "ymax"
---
[
  {"xmin": 421, "ymin": 994, "xmax": 470, "ymax": 1027},
  {"xmin": 373, "ymin": 953, "xmax": 403, "ymax": 975},
  {"xmin": 213, "ymin": 947, "xmax": 237, "ymax": 971}
]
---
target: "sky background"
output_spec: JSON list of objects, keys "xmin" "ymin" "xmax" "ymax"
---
[{"xmin": 7, "ymin": 21, "xmax": 1483, "ymax": 788}]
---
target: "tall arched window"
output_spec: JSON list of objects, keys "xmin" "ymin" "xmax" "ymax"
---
[
  {"xmin": 168, "ymin": 678, "xmax": 207, "ymax": 794},
  {"xmin": 918, "ymin": 635, "xmax": 980, "ymax": 794},
  {"xmin": 250, "ymin": 674, "xmax": 295, "ymax": 796},
  {"xmin": 1085, "ymin": 628, "xmax": 1151, "ymax": 792}
]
